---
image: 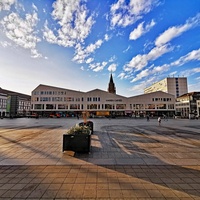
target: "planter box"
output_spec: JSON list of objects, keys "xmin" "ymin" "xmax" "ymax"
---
[{"xmin": 63, "ymin": 133, "xmax": 91, "ymax": 153}]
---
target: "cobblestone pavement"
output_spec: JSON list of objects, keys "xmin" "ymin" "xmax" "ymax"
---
[{"xmin": 0, "ymin": 117, "xmax": 200, "ymax": 199}]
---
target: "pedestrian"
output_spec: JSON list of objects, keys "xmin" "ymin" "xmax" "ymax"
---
[
  {"xmin": 158, "ymin": 117, "xmax": 161, "ymax": 125},
  {"xmin": 146, "ymin": 115, "xmax": 150, "ymax": 121}
]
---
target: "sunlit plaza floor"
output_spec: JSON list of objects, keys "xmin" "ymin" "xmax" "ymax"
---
[{"xmin": 0, "ymin": 117, "xmax": 200, "ymax": 199}]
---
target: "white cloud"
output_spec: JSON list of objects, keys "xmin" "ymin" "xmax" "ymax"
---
[
  {"xmin": 124, "ymin": 44, "xmax": 172, "ymax": 72},
  {"xmin": 32, "ymin": 3, "xmax": 38, "ymax": 11},
  {"xmin": 179, "ymin": 67, "xmax": 200, "ymax": 77},
  {"xmin": 171, "ymin": 48, "xmax": 200, "ymax": 66},
  {"xmin": 130, "ymin": 75, "xmax": 157, "ymax": 94},
  {"xmin": 118, "ymin": 72, "xmax": 126, "ymax": 79},
  {"xmin": 43, "ymin": 0, "xmax": 95, "ymax": 47},
  {"xmin": 129, "ymin": 80, "xmax": 147, "ymax": 94},
  {"xmin": 1, "ymin": 12, "xmax": 41, "ymax": 58},
  {"xmin": 131, "ymin": 48, "xmax": 200, "ymax": 83},
  {"xmin": 188, "ymin": 82, "xmax": 200, "ymax": 92},
  {"xmin": 85, "ymin": 57, "xmax": 94, "ymax": 64},
  {"xmin": 131, "ymin": 68, "xmax": 149, "ymax": 82},
  {"xmin": 0, "ymin": 0, "xmax": 15, "ymax": 11},
  {"xmin": 129, "ymin": 19, "xmax": 155, "ymax": 40},
  {"xmin": 89, "ymin": 61, "xmax": 107, "ymax": 72},
  {"xmin": 73, "ymin": 39, "xmax": 104, "ymax": 63},
  {"xmin": 0, "ymin": 41, "xmax": 11, "ymax": 47},
  {"xmin": 108, "ymin": 63, "xmax": 117, "ymax": 72},
  {"xmin": 110, "ymin": 0, "xmax": 158, "ymax": 28},
  {"xmin": 155, "ymin": 13, "xmax": 200, "ymax": 46}
]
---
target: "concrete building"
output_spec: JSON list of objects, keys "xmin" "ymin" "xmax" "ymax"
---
[
  {"xmin": 175, "ymin": 92, "xmax": 200, "ymax": 118},
  {"xmin": 31, "ymin": 82, "xmax": 175, "ymax": 118},
  {"xmin": 144, "ymin": 77, "xmax": 188, "ymax": 98},
  {"xmin": 0, "ymin": 87, "xmax": 31, "ymax": 117}
]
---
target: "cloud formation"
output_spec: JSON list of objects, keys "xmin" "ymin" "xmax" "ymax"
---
[
  {"xmin": 0, "ymin": 0, "xmax": 15, "ymax": 11},
  {"xmin": 1, "ymin": 12, "xmax": 41, "ymax": 57},
  {"xmin": 155, "ymin": 13, "xmax": 200, "ymax": 46},
  {"xmin": 122, "ymin": 13, "xmax": 200, "ymax": 85},
  {"xmin": 110, "ymin": 0, "xmax": 158, "ymax": 28},
  {"xmin": 43, "ymin": 0, "xmax": 95, "ymax": 48},
  {"xmin": 129, "ymin": 20, "xmax": 155, "ymax": 40}
]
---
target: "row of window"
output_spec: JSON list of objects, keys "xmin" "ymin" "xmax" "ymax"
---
[
  {"xmin": 33, "ymin": 103, "xmax": 174, "ymax": 110},
  {"xmin": 33, "ymin": 96, "xmax": 101, "ymax": 102},
  {"xmin": 33, "ymin": 91, "xmax": 68, "ymax": 95},
  {"xmin": 152, "ymin": 98, "xmax": 172, "ymax": 102},
  {"xmin": 176, "ymin": 103, "xmax": 190, "ymax": 107}
]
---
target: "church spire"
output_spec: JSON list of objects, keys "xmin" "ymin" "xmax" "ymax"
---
[{"xmin": 108, "ymin": 73, "xmax": 116, "ymax": 94}]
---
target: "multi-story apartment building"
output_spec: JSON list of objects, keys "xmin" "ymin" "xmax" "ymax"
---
[
  {"xmin": 144, "ymin": 77, "xmax": 188, "ymax": 98},
  {"xmin": 31, "ymin": 82, "xmax": 175, "ymax": 118},
  {"xmin": 0, "ymin": 87, "xmax": 31, "ymax": 117},
  {"xmin": 175, "ymin": 92, "xmax": 200, "ymax": 118}
]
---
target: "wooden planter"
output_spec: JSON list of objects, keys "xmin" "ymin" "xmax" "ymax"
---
[{"xmin": 63, "ymin": 133, "xmax": 91, "ymax": 153}]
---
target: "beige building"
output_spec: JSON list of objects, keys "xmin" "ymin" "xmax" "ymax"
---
[
  {"xmin": 31, "ymin": 84, "xmax": 175, "ymax": 118},
  {"xmin": 144, "ymin": 77, "xmax": 188, "ymax": 98},
  {"xmin": 175, "ymin": 92, "xmax": 200, "ymax": 118}
]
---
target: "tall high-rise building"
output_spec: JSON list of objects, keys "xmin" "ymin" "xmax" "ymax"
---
[
  {"xmin": 107, "ymin": 73, "xmax": 116, "ymax": 94},
  {"xmin": 144, "ymin": 77, "xmax": 188, "ymax": 98}
]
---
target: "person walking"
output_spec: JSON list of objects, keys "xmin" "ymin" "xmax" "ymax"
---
[{"xmin": 158, "ymin": 117, "xmax": 161, "ymax": 126}]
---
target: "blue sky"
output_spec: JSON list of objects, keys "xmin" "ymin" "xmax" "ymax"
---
[{"xmin": 0, "ymin": 0, "xmax": 200, "ymax": 97}]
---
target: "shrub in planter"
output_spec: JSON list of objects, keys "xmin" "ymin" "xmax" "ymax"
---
[
  {"xmin": 63, "ymin": 125, "xmax": 91, "ymax": 153},
  {"xmin": 79, "ymin": 121, "xmax": 94, "ymax": 134}
]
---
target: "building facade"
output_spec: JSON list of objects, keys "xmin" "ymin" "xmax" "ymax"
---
[
  {"xmin": 0, "ymin": 92, "xmax": 7, "ymax": 118},
  {"xmin": 0, "ymin": 87, "xmax": 31, "ymax": 117},
  {"xmin": 31, "ymin": 84, "xmax": 175, "ymax": 118},
  {"xmin": 175, "ymin": 92, "xmax": 200, "ymax": 118},
  {"xmin": 144, "ymin": 77, "xmax": 188, "ymax": 98}
]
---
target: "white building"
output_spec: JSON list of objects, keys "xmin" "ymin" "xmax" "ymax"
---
[
  {"xmin": 144, "ymin": 77, "xmax": 188, "ymax": 98},
  {"xmin": 31, "ymin": 84, "xmax": 175, "ymax": 118}
]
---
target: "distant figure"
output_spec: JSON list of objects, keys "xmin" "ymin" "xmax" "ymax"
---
[
  {"xmin": 77, "ymin": 114, "xmax": 79, "ymax": 120},
  {"xmin": 163, "ymin": 114, "xmax": 168, "ymax": 121},
  {"xmin": 158, "ymin": 117, "xmax": 161, "ymax": 125},
  {"xmin": 146, "ymin": 115, "xmax": 150, "ymax": 121}
]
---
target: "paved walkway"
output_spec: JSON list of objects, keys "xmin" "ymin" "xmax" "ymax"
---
[{"xmin": 0, "ymin": 117, "xmax": 200, "ymax": 199}]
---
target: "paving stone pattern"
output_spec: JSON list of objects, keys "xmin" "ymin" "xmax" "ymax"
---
[{"xmin": 0, "ymin": 117, "xmax": 200, "ymax": 199}]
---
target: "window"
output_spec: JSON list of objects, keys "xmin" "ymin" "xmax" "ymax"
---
[
  {"xmin": 105, "ymin": 104, "xmax": 113, "ymax": 109},
  {"xmin": 157, "ymin": 104, "xmax": 166, "ymax": 109},
  {"xmin": 116, "ymin": 104, "xmax": 126, "ymax": 109},
  {"xmin": 88, "ymin": 104, "xmax": 97, "ymax": 109},
  {"xmin": 58, "ymin": 104, "xmax": 65, "ymax": 109},
  {"xmin": 70, "ymin": 104, "xmax": 80, "ymax": 109},
  {"xmin": 46, "ymin": 104, "xmax": 56, "ymax": 109}
]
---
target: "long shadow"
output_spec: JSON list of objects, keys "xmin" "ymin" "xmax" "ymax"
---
[
  {"xmin": 77, "ymin": 124, "xmax": 200, "ymax": 198},
  {"xmin": 0, "ymin": 122, "xmax": 200, "ymax": 198}
]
